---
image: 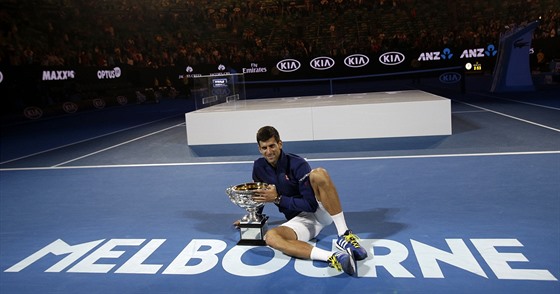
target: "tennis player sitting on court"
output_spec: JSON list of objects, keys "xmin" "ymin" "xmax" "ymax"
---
[{"xmin": 244, "ymin": 125, "xmax": 368, "ymax": 275}]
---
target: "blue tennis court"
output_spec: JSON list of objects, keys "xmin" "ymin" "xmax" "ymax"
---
[{"xmin": 1, "ymin": 87, "xmax": 559, "ymax": 293}]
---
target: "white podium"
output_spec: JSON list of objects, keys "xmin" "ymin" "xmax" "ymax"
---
[{"xmin": 185, "ymin": 90, "xmax": 451, "ymax": 145}]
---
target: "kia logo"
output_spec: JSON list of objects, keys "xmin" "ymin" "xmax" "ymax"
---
[
  {"xmin": 212, "ymin": 88, "xmax": 231, "ymax": 96},
  {"xmin": 276, "ymin": 59, "xmax": 301, "ymax": 72},
  {"xmin": 439, "ymin": 72, "xmax": 462, "ymax": 84},
  {"xmin": 344, "ymin": 54, "xmax": 369, "ymax": 68},
  {"xmin": 62, "ymin": 102, "xmax": 78, "ymax": 113},
  {"xmin": 23, "ymin": 106, "xmax": 43, "ymax": 120},
  {"xmin": 93, "ymin": 98, "xmax": 106, "ymax": 109},
  {"xmin": 379, "ymin": 52, "xmax": 405, "ymax": 65},
  {"xmin": 117, "ymin": 95, "xmax": 128, "ymax": 106},
  {"xmin": 310, "ymin": 56, "xmax": 335, "ymax": 70}
]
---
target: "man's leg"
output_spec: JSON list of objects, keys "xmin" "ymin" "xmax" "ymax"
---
[
  {"xmin": 309, "ymin": 167, "xmax": 350, "ymax": 235},
  {"xmin": 309, "ymin": 167, "xmax": 343, "ymax": 215},
  {"xmin": 309, "ymin": 168, "xmax": 368, "ymax": 261},
  {"xmin": 265, "ymin": 226, "xmax": 312, "ymax": 259},
  {"xmin": 265, "ymin": 224, "xmax": 356, "ymax": 275}
]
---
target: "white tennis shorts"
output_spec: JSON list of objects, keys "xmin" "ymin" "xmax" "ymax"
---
[{"xmin": 280, "ymin": 202, "xmax": 333, "ymax": 241}]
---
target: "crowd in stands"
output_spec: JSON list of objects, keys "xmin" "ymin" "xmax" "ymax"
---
[{"xmin": 1, "ymin": 0, "xmax": 558, "ymax": 68}]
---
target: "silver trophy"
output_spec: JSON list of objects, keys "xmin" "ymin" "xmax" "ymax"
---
[{"xmin": 226, "ymin": 182, "xmax": 270, "ymax": 246}]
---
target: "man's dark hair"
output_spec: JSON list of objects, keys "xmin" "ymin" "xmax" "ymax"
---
[{"xmin": 256, "ymin": 126, "xmax": 281, "ymax": 143}]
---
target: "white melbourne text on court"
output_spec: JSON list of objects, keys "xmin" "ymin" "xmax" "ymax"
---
[{"xmin": 4, "ymin": 238, "xmax": 557, "ymax": 280}]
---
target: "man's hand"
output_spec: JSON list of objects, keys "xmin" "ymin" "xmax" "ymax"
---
[
  {"xmin": 253, "ymin": 184, "xmax": 278, "ymax": 203},
  {"xmin": 233, "ymin": 219, "xmax": 240, "ymax": 228}
]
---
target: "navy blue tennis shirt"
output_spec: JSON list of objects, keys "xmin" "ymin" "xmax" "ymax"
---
[{"xmin": 252, "ymin": 150, "xmax": 319, "ymax": 220}]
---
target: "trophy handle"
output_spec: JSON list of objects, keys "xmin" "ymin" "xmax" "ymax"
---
[{"xmin": 225, "ymin": 187, "xmax": 233, "ymax": 197}]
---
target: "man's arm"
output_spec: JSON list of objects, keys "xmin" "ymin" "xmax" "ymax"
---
[{"xmin": 276, "ymin": 160, "xmax": 318, "ymax": 212}]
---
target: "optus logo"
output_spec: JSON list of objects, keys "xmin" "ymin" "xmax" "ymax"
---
[
  {"xmin": 276, "ymin": 59, "xmax": 301, "ymax": 72},
  {"xmin": 379, "ymin": 52, "xmax": 405, "ymax": 65},
  {"xmin": 97, "ymin": 67, "xmax": 121, "ymax": 79}
]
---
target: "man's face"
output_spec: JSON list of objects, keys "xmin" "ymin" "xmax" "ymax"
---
[{"xmin": 258, "ymin": 137, "xmax": 282, "ymax": 167}]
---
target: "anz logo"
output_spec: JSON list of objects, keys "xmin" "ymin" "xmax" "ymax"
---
[
  {"xmin": 418, "ymin": 48, "xmax": 454, "ymax": 61},
  {"xmin": 276, "ymin": 59, "xmax": 301, "ymax": 72},
  {"xmin": 310, "ymin": 56, "xmax": 335, "ymax": 70},
  {"xmin": 379, "ymin": 52, "xmax": 405, "ymax": 65},
  {"xmin": 344, "ymin": 54, "xmax": 369, "ymax": 68},
  {"xmin": 460, "ymin": 44, "xmax": 497, "ymax": 58}
]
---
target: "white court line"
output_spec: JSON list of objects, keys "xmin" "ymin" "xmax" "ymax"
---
[
  {"xmin": 457, "ymin": 101, "xmax": 560, "ymax": 133},
  {"xmin": 451, "ymin": 110, "xmax": 486, "ymax": 114},
  {"xmin": 1, "ymin": 150, "xmax": 558, "ymax": 171},
  {"xmin": 473, "ymin": 92, "xmax": 560, "ymax": 110},
  {"xmin": 0, "ymin": 116, "xmax": 185, "ymax": 165},
  {"xmin": 51, "ymin": 123, "xmax": 185, "ymax": 167}
]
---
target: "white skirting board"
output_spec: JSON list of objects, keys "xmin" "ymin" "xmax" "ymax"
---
[{"xmin": 185, "ymin": 90, "xmax": 452, "ymax": 145}]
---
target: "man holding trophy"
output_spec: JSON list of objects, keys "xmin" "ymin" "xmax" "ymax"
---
[{"xmin": 234, "ymin": 126, "xmax": 368, "ymax": 276}]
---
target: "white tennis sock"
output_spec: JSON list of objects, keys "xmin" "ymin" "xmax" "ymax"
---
[
  {"xmin": 310, "ymin": 246, "xmax": 334, "ymax": 262},
  {"xmin": 331, "ymin": 212, "xmax": 349, "ymax": 236}
]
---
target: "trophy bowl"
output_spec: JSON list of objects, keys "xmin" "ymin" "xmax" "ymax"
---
[{"xmin": 226, "ymin": 182, "xmax": 270, "ymax": 223}]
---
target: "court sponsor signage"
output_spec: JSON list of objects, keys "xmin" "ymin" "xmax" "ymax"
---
[
  {"xmin": 465, "ymin": 62, "xmax": 483, "ymax": 71},
  {"xmin": 439, "ymin": 72, "xmax": 462, "ymax": 84},
  {"xmin": 42, "ymin": 70, "xmax": 76, "ymax": 81},
  {"xmin": 418, "ymin": 48, "xmax": 454, "ymax": 61},
  {"xmin": 379, "ymin": 52, "xmax": 405, "ymax": 65},
  {"xmin": 23, "ymin": 106, "xmax": 43, "ymax": 120},
  {"xmin": 92, "ymin": 98, "xmax": 106, "ymax": 109},
  {"xmin": 212, "ymin": 87, "xmax": 231, "ymax": 96},
  {"xmin": 310, "ymin": 56, "xmax": 335, "ymax": 70},
  {"xmin": 4, "ymin": 238, "xmax": 557, "ymax": 280},
  {"xmin": 242, "ymin": 63, "xmax": 267, "ymax": 74},
  {"xmin": 97, "ymin": 67, "xmax": 121, "ymax": 79},
  {"xmin": 276, "ymin": 59, "xmax": 301, "ymax": 72},
  {"xmin": 344, "ymin": 54, "xmax": 369, "ymax": 68},
  {"xmin": 212, "ymin": 77, "xmax": 228, "ymax": 88},
  {"xmin": 62, "ymin": 102, "xmax": 79, "ymax": 113},
  {"xmin": 116, "ymin": 95, "xmax": 128, "ymax": 106},
  {"xmin": 459, "ymin": 44, "xmax": 497, "ymax": 58}
]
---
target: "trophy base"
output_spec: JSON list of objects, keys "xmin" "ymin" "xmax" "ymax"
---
[
  {"xmin": 238, "ymin": 215, "xmax": 268, "ymax": 246},
  {"xmin": 237, "ymin": 239, "xmax": 267, "ymax": 246}
]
